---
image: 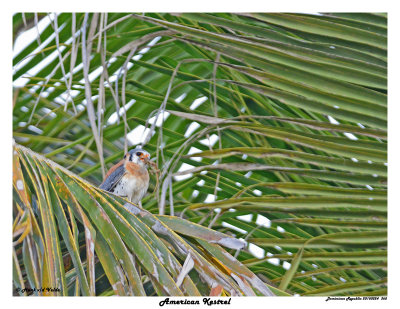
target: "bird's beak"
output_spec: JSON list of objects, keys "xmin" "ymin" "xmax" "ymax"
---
[{"xmin": 140, "ymin": 153, "xmax": 150, "ymax": 163}]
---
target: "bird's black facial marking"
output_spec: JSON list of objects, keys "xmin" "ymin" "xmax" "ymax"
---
[{"xmin": 136, "ymin": 152, "xmax": 142, "ymax": 157}]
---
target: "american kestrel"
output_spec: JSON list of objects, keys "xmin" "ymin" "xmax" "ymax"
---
[{"xmin": 99, "ymin": 148, "xmax": 150, "ymax": 205}]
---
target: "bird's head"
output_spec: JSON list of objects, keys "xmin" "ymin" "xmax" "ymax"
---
[{"xmin": 124, "ymin": 148, "xmax": 150, "ymax": 167}]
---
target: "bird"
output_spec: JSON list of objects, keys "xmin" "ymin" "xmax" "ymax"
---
[{"xmin": 99, "ymin": 148, "xmax": 150, "ymax": 205}]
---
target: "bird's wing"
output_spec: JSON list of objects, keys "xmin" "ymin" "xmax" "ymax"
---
[
  {"xmin": 99, "ymin": 164, "xmax": 126, "ymax": 191},
  {"xmin": 104, "ymin": 159, "xmax": 124, "ymax": 179}
]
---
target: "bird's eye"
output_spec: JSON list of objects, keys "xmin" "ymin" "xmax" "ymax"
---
[{"xmin": 136, "ymin": 152, "xmax": 142, "ymax": 157}]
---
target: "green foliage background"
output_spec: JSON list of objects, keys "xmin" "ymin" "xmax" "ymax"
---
[{"xmin": 13, "ymin": 13, "xmax": 387, "ymax": 296}]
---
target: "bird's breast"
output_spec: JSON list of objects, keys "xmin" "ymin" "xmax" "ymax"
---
[
  {"xmin": 112, "ymin": 176, "xmax": 136, "ymax": 196},
  {"xmin": 116, "ymin": 162, "xmax": 150, "ymax": 203}
]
